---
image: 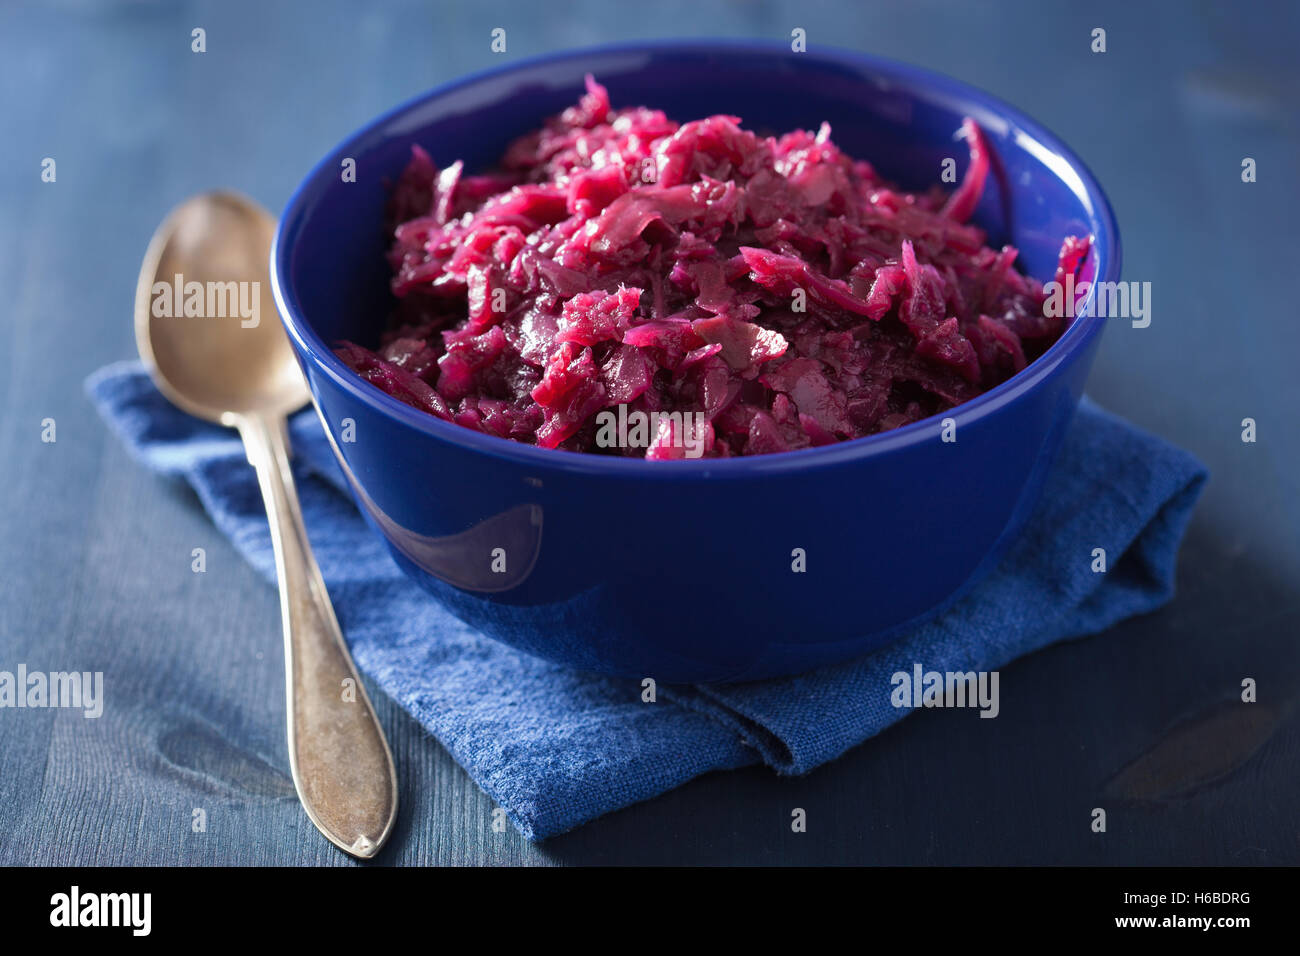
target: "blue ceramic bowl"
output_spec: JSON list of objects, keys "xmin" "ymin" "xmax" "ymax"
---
[{"xmin": 271, "ymin": 41, "xmax": 1118, "ymax": 683}]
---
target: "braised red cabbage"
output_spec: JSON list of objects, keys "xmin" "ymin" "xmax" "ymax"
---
[{"xmin": 337, "ymin": 77, "xmax": 1088, "ymax": 458}]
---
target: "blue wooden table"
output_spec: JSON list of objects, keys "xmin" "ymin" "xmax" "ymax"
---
[{"xmin": 1, "ymin": 0, "xmax": 1296, "ymax": 865}]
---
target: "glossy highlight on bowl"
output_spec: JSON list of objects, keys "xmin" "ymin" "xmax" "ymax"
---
[{"xmin": 272, "ymin": 41, "xmax": 1119, "ymax": 682}]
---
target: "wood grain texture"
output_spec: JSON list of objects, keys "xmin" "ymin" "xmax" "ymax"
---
[{"xmin": 0, "ymin": 0, "xmax": 1297, "ymax": 865}]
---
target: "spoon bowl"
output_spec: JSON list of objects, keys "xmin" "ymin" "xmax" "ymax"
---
[{"xmin": 135, "ymin": 192, "xmax": 308, "ymax": 425}]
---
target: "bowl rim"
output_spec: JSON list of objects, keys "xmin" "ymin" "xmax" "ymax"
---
[{"xmin": 271, "ymin": 38, "xmax": 1121, "ymax": 479}]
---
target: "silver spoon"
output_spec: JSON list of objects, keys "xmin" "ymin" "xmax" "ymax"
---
[{"xmin": 134, "ymin": 191, "xmax": 398, "ymax": 859}]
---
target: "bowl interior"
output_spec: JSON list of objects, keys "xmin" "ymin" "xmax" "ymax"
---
[{"xmin": 278, "ymin": 43, "xmax": 1108, "ymax": 387}]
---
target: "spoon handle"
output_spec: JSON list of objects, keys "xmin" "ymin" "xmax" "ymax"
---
[{"xmin": 239, "ymin": 413, "xmax": 398, "ymax": 859}]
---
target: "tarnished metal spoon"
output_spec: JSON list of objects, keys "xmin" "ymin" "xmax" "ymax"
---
[{"xmin": 134, "ymin": 191, "xmax": 398, "ymax": 859}]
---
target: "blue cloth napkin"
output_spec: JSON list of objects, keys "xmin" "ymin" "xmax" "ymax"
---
[{"xmin": 86, "ymin": 361, "xmax": 1206, "ymax": 840}]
